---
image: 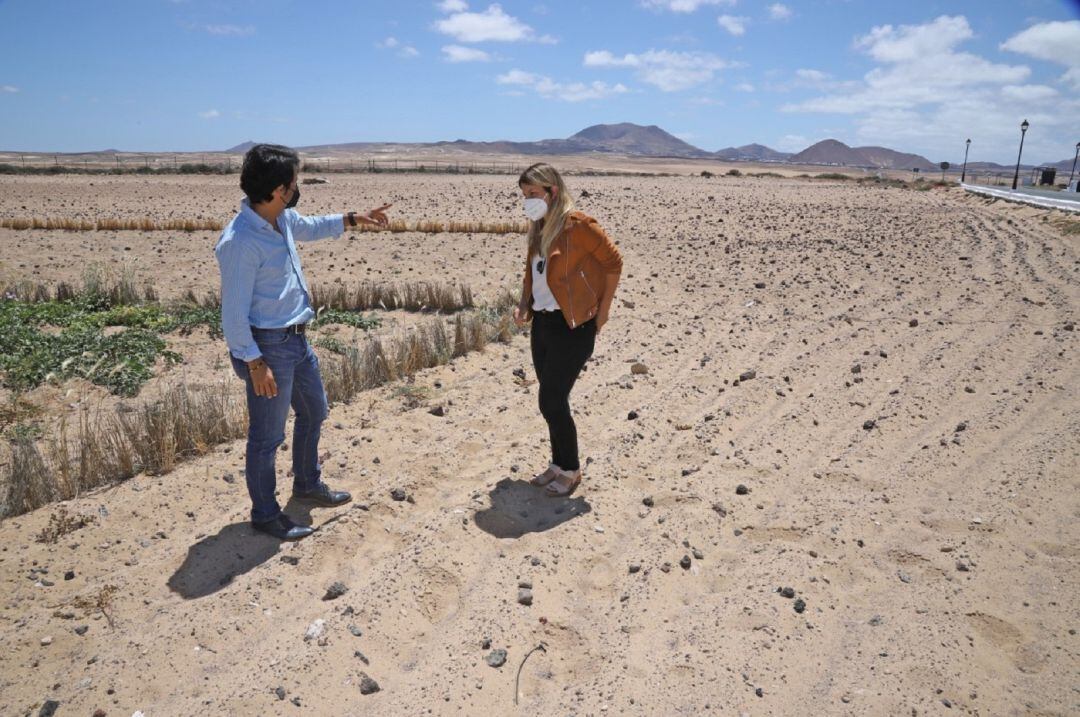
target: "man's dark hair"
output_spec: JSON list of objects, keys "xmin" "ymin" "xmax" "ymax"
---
[{"xmin": 240, "ymin": 144, "xmax": 300, "ymax": 205}]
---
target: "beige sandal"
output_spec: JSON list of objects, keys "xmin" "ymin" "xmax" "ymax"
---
[
  {"xmin": 530, "ymin": 463, "xmax": 561, "ymax": 487},
  {"xmin": 545, "ymin": 468, "xmax": 582, "ymax": 497}
]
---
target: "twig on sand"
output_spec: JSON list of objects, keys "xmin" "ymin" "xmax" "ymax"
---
[{"xmin": 514, "ymin": 642, "xmax": 547, "ymax": 705}]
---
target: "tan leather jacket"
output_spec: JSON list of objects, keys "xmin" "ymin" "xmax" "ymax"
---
[{"xmin": 522, "ymin": 211, "xmax": 623, "ymax": 329}]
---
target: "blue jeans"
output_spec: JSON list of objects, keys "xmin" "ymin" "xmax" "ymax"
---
[{"xmin": 230, "ymin": 329, "xmax": 329, "ymax": 524}]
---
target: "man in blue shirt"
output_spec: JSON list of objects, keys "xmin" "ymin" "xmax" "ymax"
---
[{"xmin": 216, "ymin": 143, "xmax": 390, "ymax": 540}]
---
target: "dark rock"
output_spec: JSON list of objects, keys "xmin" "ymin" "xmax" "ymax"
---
[
  {"xmin": 512, "ymin": 367, "xmax": 526, "ymax": 379},
  {"xmin": 735, "ymin": 484, "xmax": 749, "ymax": 495},
  {"xmin": 517, "ymin": 588, "xmax": 533, "ymax": 606},
  {"xmin": 793, "ymin": 598, "xmax": 806, "ymax": 613},
  {"xmin": 711, "ymin": 503, "xmax": 727, "ymax": 518},
  {"xmin": 354, "ymin": 649, "xmax": 370, "ymax": 665},
  {"xmin": 909, "ymin": 318, "xmax": 919, "ymax": 327},
  {"xmin": 739, "ymin": 369, "xmax": 757, "ymax": 382},
  {"xmin": 280, "ymin": 555, "xmax": 300, "ymax": 566},
  {"xmin": 390, "ymin": 488, "xmax": 407, "ymax": 502},
  {"xmin": 862, "ymin": 419, "xmax": 876, "ymax": 430},
  {"xmin": 642, "ymin": 496, "xmax": 654, "ymax": 507},
  {"xmin": 780, "ymin": 586, "xmax": 795, "ymax": 599},
  {"xmin": 74, "ymin": 625, "xmax": 89, "ymax": 635},
  {"xmin": 755, "ymin": 687, "xmax": 764, "ymax": 697},
  {"xmin": 38, "ymin": 700, "xmax": 60, "ymax": 717},
  {"xmin": 754, "ymin": 282, "xmax": 766, "ymax": 289},
  {"xmin": 627, "ymin": 410, "xmax": 639, "ymax": 420},
  {"xmin": 486, "ymin": 649, "xmax": 507, "ymax": 668},
  {"xmin": 629, "ymin": 563, "xmax": 641, "ymax": 573},
  {"xmin": 359, "ymin": 673, "xmax": 381, "ymax": 695},
  {"xmin": 679, "ymin": 555, "xmax": 692, "ymax": 570},
  {"xmin": 275, "ymin": 686, "xmax": 286, "ymax": 700},
  {"xmin": 660, "ymin": 562, "xmax": 672, "ymax": 573},
  {"xmin": 64, "ymin": 571, "xmax": 75, "ymax": 581},
  {"xmin": 955, "ymin": 422, "xmax": 967, "ymax": 432},
  {"xmin": 323, "ymin": 582, "xmax": 348, "ymax": 600},
  {"xmin": 428, "ymin": 405, "xmax": 445, "ymax": 417},
  {"xmin": 851, "ymin": 364, "xmax": 862, "ymax": 374}
]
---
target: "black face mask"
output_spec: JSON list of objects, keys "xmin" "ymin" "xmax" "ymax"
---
[{"xmin": 285, "ymin": 185, "xmax": 300, "ymax": 209}]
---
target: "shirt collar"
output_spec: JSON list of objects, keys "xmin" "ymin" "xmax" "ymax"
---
[{"xmin": 239, "ymin": 197, "xmax": 278, "ymax": 233}]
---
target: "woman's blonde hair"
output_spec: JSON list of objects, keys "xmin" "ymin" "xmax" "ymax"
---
[{"xmin": 518, "ymin": 162, "xmax": 575, "ymax": 259}]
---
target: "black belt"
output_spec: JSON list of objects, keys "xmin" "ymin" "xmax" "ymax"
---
[{"xmin": 253, "ymin": 323, "xmax": 307, "ymax": 335}]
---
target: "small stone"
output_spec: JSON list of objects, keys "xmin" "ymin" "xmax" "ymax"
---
[
  {"xmin": 630, "ymin": 362, "xmax": 649, "ymax": 375},
  {"xmin": 280, "ymin": 555, "xmax": 300, "ymax": 566},
  {"xmin": 955, "ymin": 421, "xmax": 967, "ymax": 432},
  {"xmin": 481, "ymin": 636, "xmax": 491, "ymax": 650},
  {"xmin": 359, "ymin": 672, "xmax": 381, "ymax": 695},
  {"xmin": 304, "ymin": 619, "xmax": 325, "ymax": 642},
  {"xmin": 222, "ymin": 473, "xmax": 236, "ymax": 484},
  {"xmin": 40, "ymin": 636, "xmax": 53, "ymax": 646},
  {"xmin": 754, "ymin": 282, "xmax": 766, "ymax": 289},
  {"xmin": 868, "ymin": 615, "xmax": 883, "ymax": 626},
  {"xmin": 64, "ymin": 571, "xmax": 75, "ymax": 581},
  {"xmin": 627, "ymin": 410, "xmax": 639, "ymax": 420},
  {"xmin": 851, "ymin": 364, "xmax": 862, "ymax": 374},
  {"xmin": 897, "ymin": 570, "xmax": 913, "ymax": 584},
  {"xmin": 739, "ymin": 369, "xmax": 757, "ymax": 382},
  {"xmin": 679, "ymin": 555, "xmax": 692, "ymax": 570},
  {"xmin": 390, "ymin": 488, "xmax": 407, "ymax": 502},
  {"xmin": 909, "ymin": 318, "xmax": 919, "ymax": 327},
  {"xmin": 348, "ymin": 625, "xmax": 363, "ymax": 637},
  {"xmin": 642, "ymin": 496, "xmax": 654, "ymax": 507},
  {"xmin": 74, "ymin": 625, "xmax": 89, "ymax": 635},
  {"xmin": 956, "ymin": 561, "xmax": 970, "ymax": 572},
  {"xmin": 660, "ymin": 562, "xmax": 672, "ymax": 573},
  {"xmin": 354, "ymin": 650, "xmax": 370, "ymax": 665},
  {"xmin": 692, "ymin": 548, "xmax": 704, "ymax": 560},
  {"xmin": 428, "ymin": 405, "xmax": 445, "ymax": 417},
  {"xmin": 793, "ymin": 598, "xmax": 806, "ymax": 613},
  {"xmin": 275, "ymin": 687, "xmax": 286, "ymax": 700},
  {"xmin": 323, "ymin": 582, "xmax": 348, "ymax": 601},
  {"xmin": 735, "ymin": 484, "xmax": 749, "ymax": 495},
  {"xmin": 517, "ymin": 588, "xmax": 533, "ymax": 606},
  {"xmin": 486, "ymin": 649, "xmax": 507, "ymax": 668},
  {"xmin": 780, "ymin": 586, "xmax": 795, "ymax": 599},
  {"xmin": 38, "ymin": 700, "xmax": 60, "ymax": 717},
  {"xmin": 862, "ymin": 419, "xmax": 876, "ymax": 430},
  {"xmin": 755, "ymin": 687, "xmax": 764, "ymax": 697},
  {"xmin": 628, "ymin": 563, "xmax": 641, "ymax": 573},
  {"xmin": 942, "ymin": 698, "xmax": 952, "ymax": 708},
  {"xmin": 964, "ymin": 386, "xmax": 975, "ymax": 394}
]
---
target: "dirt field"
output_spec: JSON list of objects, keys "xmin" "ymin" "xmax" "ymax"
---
[{"xmin": 0, "ymin": 171, "xmax": 1077, "ymax": 716}]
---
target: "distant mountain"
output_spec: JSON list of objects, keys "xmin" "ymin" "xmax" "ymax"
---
[
  {"xmin": 567, "ymin": 123, "xmax": 709, "ymax": 157},
  {"xmin": 714, "ymin": 143, "xmax": 792, "ymax": 162},
  {"xmin": 791, "ymin": 139, "xmax": 938, "ymax": 171},
  {"xmin": 225, "ymin": 141, "xmax": 258, "ymax": 153}
]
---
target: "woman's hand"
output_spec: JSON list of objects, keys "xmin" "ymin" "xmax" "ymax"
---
[
  {"xmin": 513, "ymin": 304, "xmax": 529, "ymax": 328},
  {"xmin": 595, "ymin": 307, "xmax": 610, "ymax": 333}
]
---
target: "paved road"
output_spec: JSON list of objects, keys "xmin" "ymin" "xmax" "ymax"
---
[{"xmin": 961, "ymin": 183, "xmax": 1080, "ymax": 213}]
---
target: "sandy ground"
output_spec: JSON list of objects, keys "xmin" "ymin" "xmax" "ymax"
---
[{"xmin": 0, "ymin": 172, "xmax": 1077, "ymax": 716}]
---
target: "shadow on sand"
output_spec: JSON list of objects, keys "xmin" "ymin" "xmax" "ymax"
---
[
  {"xmin": 167, "ymin": 500, "xmax": 316, "ymax": 599},
  {"xmin": 474, "ymin": 477, "xmax": 591, "ymax": 539}
]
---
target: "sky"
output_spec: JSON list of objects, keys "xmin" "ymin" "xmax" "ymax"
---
[{"xmin": 1, "ymin": 0, "xmax": 1079, "ymax": 164}]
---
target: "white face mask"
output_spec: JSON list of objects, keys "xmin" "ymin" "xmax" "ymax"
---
[{"xmin": 523, "ymin": 197, "xmax": 548, "ymax": 221}]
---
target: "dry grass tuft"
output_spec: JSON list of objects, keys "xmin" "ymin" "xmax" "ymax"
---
[
  {"xmin": 72, "ymin": 584, "xmax": 119, "ymax": 628},
  {"xmin": 309, "ymin": 281, "xmax": 474, "ymax": 313},
  {"xmin": 2, "ymin": 216, "xmax": 525, "ymax": 234},
  {"xmin": 35, "ymin": 506, "xmax": 97, "ymax": 543}
]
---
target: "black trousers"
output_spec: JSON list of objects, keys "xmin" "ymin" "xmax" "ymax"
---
[{"xmin": 530, "ymin": 311, "xmax": 596, "ymax": 472}]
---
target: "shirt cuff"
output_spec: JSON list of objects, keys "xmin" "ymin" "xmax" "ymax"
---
[{"xmin": 230, "ymin": 347, "xmax": 263, "ymax": 363}]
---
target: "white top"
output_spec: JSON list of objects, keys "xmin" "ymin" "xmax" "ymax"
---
[{"xmin": 531, "ymin": 254, "xmax": 560, "ymax": 312}]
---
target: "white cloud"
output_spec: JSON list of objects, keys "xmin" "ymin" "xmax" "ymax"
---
[
  {"xmin": 734, "ymin": 82, "xmax": 755, "ymax": 92},
  {"xmin": 795, "ymin": 68, "xmax": 829, "ymax": 84},
  {"xmin": 198, "ymin": 109, "xmax": 220, "ymax": 119},
  {"xmin": 1000, "ymin": 20, "xmax": 1080, "ymax": 67},
  {"xmin": 1, "ymin": 85, "xmax": 19, "ymax": 93},
  {"xmin": 767, "ymin": 4, "xmax": 792, "ymax": 21},
  {"xmin": 437, "ymin": 0, "xmax": 469, "ymax": 12},
  {"xmin": 1062, "ymin": 67, "xmax": 1080, "ymax": 91},
  {"xmin": 781, "ymin": 15, "xmax": 1080, "ymax": 163},
  {"xmin": 641, "ymin": 0, "xmax": 735, "ymax": 11},
  {"xmin": 204, "ymin": 24, "xmax": 254, "ymax": 36},
  {"xmin": 435, "ymin": 4, "xmax": 550, "ymax": 43},
  {"xmin": 717, "ymin": 15, "xmax": 748, "ymax": 37},
  {"xmin": 496, "ymin": 69, "xmax": 628, "ymax": 101},
  {"xmin": 378, "ymin": 37, "xmax": 419, "ymax": 58},
  {"xmin": 776, "ymin": 134, "xmax": 809, "ymax": 152},
  {"xmin": 584, "ymin": 49, "xmax": 738, "ymax": 91},
  {"xmin": 443, "ymin": 44, "xmax": 491, "ymax": 62}
]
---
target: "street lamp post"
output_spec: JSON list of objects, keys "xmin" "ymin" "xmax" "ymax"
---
[
  {"xmin": 1011, "ymin": 119, "xmax": 1029, "ymax": 191},
  {"xmin": 1069, "ymin": 141, "xmax": 1080, "ymax": 188},
  {"xmin": 961, "ymin": 138, "xmax": 971, "ymax": 183}
]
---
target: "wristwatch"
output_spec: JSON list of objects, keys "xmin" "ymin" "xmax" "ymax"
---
[
  {"xmin": 247, "ymin": 358, "xmax": 267, "ymax": 371},
  {"xmin": 347, "ymin": 211, "xmax": 357, "ymax": 227}
]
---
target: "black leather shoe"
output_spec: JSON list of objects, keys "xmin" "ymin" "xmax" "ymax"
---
[
  {"xmin": 252, "ymin": 514, "xmax": 314, "ymax": 541},
  {"xmin": 293, "ymin": 484, "xmax": 352, "ymax": 508}
]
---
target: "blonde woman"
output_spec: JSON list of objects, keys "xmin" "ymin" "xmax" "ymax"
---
[{"xmin": 512, "ymin": 163, "xmax": 623, "ymax": 497}]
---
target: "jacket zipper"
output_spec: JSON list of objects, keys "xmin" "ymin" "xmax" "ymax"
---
[
  {"xmin": 564, "ymin": 232, "xmax": 576, "ymax": 327},
  {"xmin": 580, "ymin": 269, "xmax": 598, "ymax": 303}
]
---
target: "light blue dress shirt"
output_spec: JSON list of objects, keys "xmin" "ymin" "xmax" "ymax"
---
[{"xmin": 215, "ymin": 198, "xmax": 344, "ymax": 361}]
